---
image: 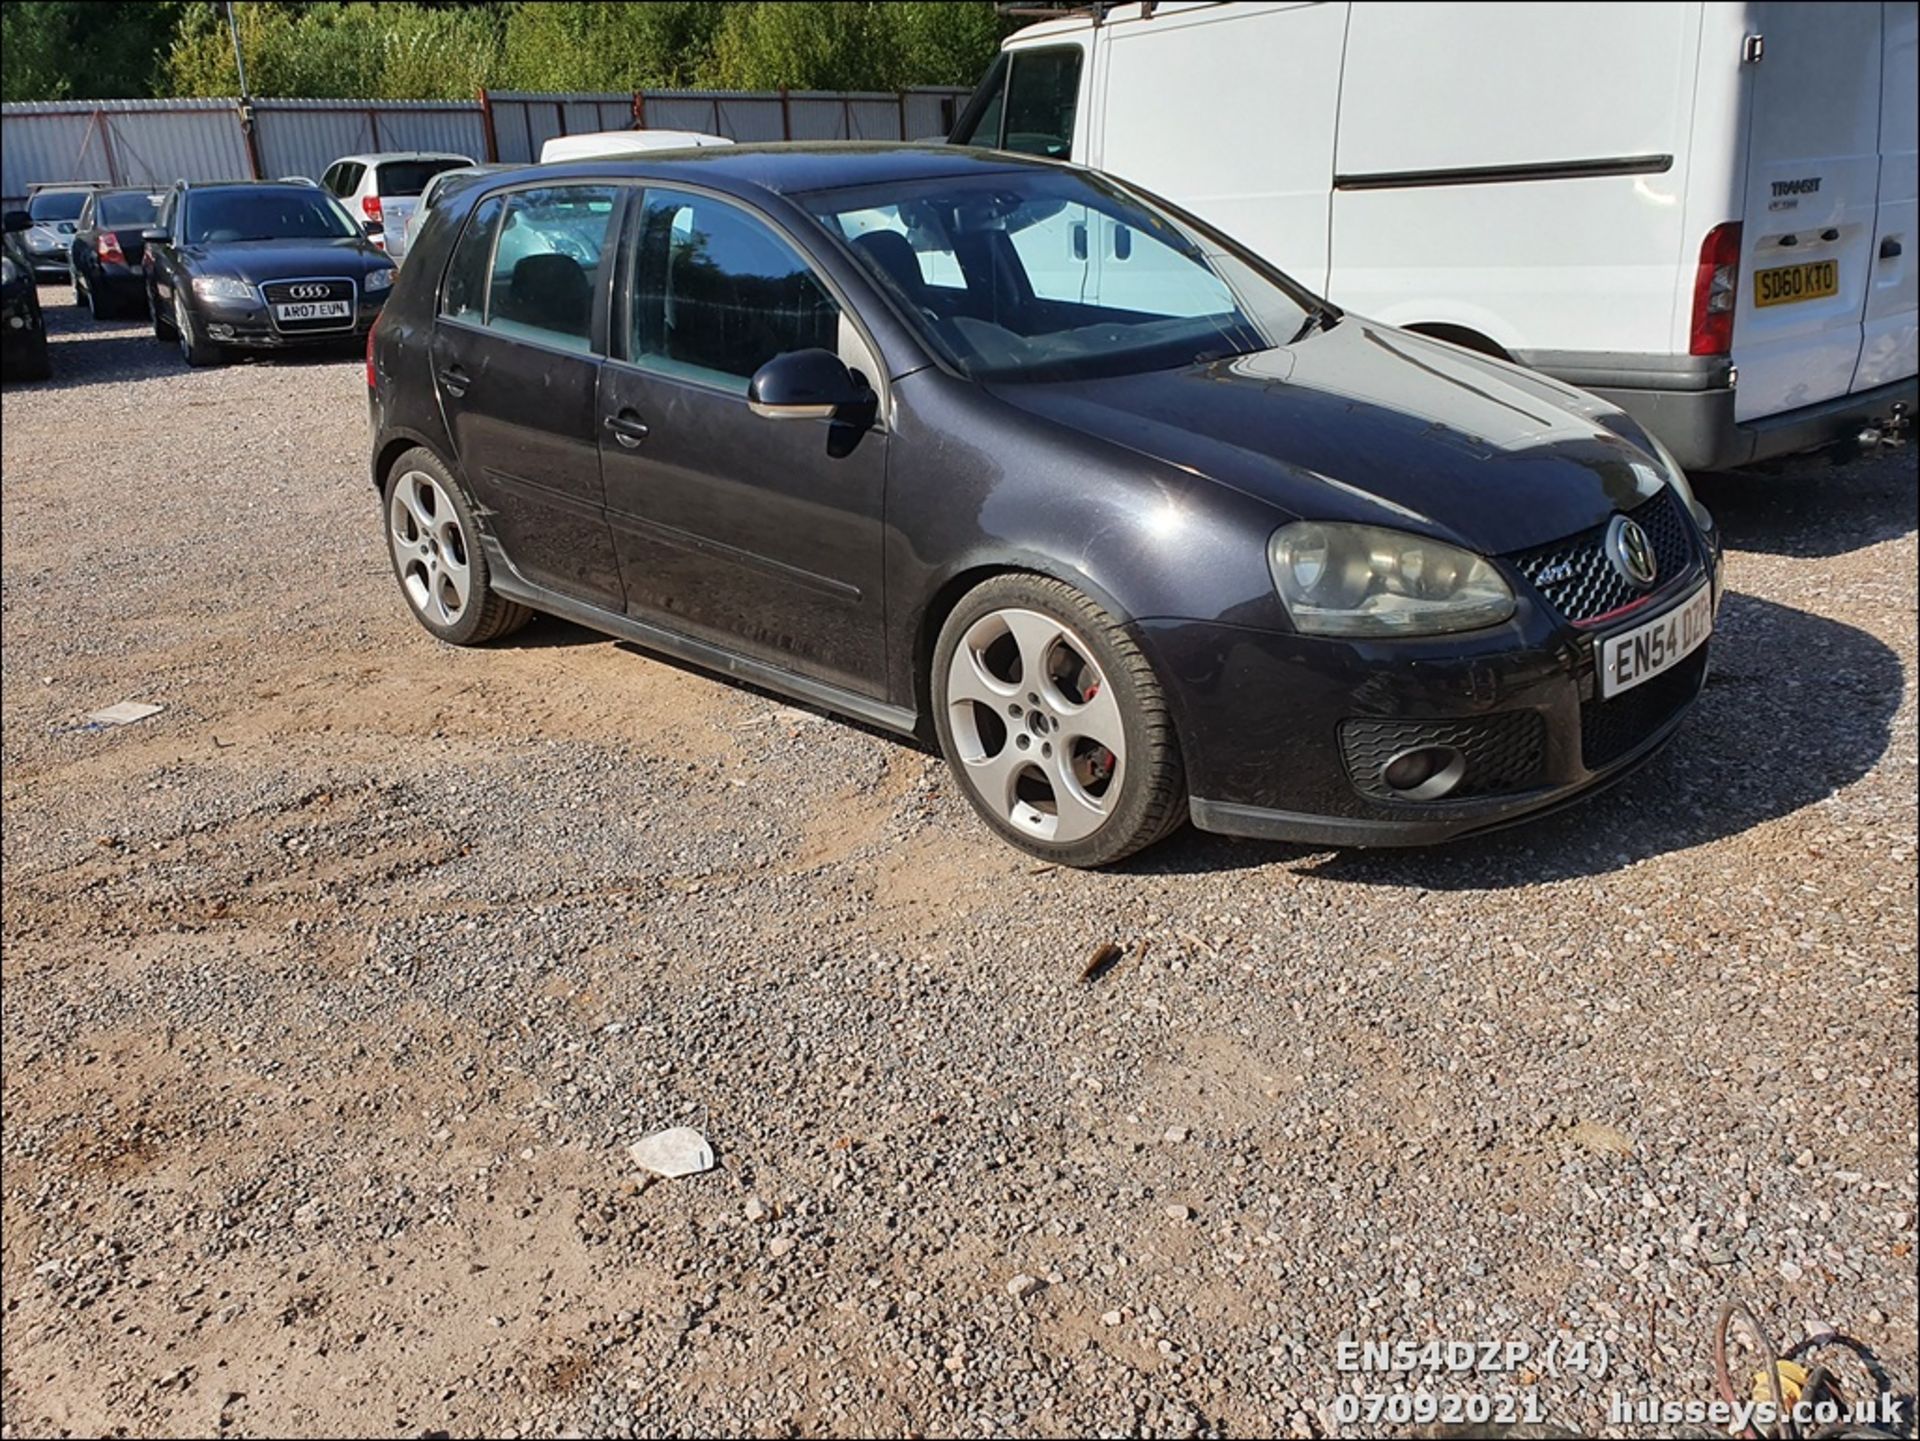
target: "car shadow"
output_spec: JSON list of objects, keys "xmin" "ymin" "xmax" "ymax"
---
[
  {"xmin": 26, "ymin": 285, "xmax": 361, "ymax": 392},
  {"xmin": 1125, "ymin": 592, "xmax": 1903, "ymax": 888},
  {"xmin": 1693, "ymin": 447, "xmax": 1917, "ymax": 560}
]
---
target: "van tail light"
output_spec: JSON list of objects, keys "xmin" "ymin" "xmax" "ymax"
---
[
  {"xmin": 366, "ymin": 314, "xmax": 380, "ymax": 390},
  {"xmin": 98, "ymin": 231, "xmax": 125, "ymax": 265},
  {"xmin": 1690, "ymin": 222, "xmax": 1742, "ymax": 356},
  {"xmin": 361, "ymin": 193, "xmax": 383, "ymax": 223}
]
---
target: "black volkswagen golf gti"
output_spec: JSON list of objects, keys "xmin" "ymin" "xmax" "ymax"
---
[{"xmin": 368, "ymin": 145, "xmax": 1722, "ymax": 867}]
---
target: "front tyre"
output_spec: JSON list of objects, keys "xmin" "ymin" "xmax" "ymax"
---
[
  {"xmin": 932, "ymin": 573, "xmax": 1186, "ymax": 868},
  {"xmin": 173, "ymin": 290, "xmax": 221, "ymax": 367},
  {"xmin": 383, "ymin": 447, "xmax": 532, "ymax": 646}
]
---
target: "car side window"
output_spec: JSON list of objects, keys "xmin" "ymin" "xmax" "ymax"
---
[
  {"xmin": 440, "ymin": 192, "xmax": 505, "ymax": 323},
  {"xmin": 628, "ymin": 186, "xmax": 841, "ymax": 394},
  {"xmin": 320, "ymin": 164, "xmax": 339, "ymax": 194},
  {"xmin": 479, "ymin": 184, "xmax": 616, "ymax": 353}
]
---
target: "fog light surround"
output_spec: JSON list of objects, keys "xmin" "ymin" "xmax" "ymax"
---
[
  {"xmin": 208, "ymin": 323, "xmax": 236, "ymax": 339},
  {"xmin": 1382, "ymin": 745, "xmax": 1466, "ymax": 801}
]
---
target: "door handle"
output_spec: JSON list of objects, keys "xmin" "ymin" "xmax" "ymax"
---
[
  {"xmin": 437, "ymin": 365, "xmax": 469, "ymax": 397},
  {"xmin": 1882, "ymin": 236, "xmax": 1903, "ymax": 260},
  {"xmin": 604, "ymin": 411, "xmax": 650, "ymax": 448}
]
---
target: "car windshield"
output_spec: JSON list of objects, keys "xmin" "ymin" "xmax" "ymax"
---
[
  {"xmin": 29, "ymin": 191, "xmax": 89, "ymax": 222},
  {"xmin": 183, "ymin": 188, "xmax": 360, "ymax": 245},
  {"xmin": 803, "ymin": 168, "xmax": 1314, "ymax": 383},
  {"xmin": 377, "ymin": 159, "xmax": 470, "ymax": 198},
  {"xmin": 98, "ymin": 192, "xmax": 161, "ymax": 227}
]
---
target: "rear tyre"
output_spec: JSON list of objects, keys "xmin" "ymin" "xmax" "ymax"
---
[
  {"xmin": 152, "ymin": 286, "xmax": 176, "ymax": 341},
  {"xmin": 383, "ymin": 447, "xmax": 533, "ymax": 646},
  {"xmin": 173, "ymin": 291, "xmax": 221, "ymax": 367},
  {"xmin": 8, "ymin": 333, "xmax": 51, "ymax": 383},
  {"xmin": 932, "ymin": 573, "xmax": 1186, "ymax": 868}
]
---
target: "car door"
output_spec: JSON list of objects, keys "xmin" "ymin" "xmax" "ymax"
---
[
  {"xmin": 597, "ymin": 184, "xmax": 889, "ymax": 695},
  {"xmin": 429, "ymin": 182, "xmax": 624, "ymax": 605}
]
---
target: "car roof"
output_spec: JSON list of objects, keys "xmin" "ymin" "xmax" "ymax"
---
[
  {"xmin": 529, "ymin": 142, "xmax": 1053, "ymax": 197},
  {"xmin": 333, "ymin": 152, "xmax": 474, "ymax": 166}
]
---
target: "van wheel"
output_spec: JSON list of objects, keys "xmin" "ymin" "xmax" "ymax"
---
[
  {"xmin": 384, "ymin": 447, "xmax": 533, "ymax": 646},
  {"xmin": 932, "ymin": 573, "xmax": 1186, "ymax": 867}
]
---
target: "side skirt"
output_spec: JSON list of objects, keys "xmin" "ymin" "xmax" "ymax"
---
[{"xmin": 484, "ymin": 541, "xmax": 920, "ymax": 738}]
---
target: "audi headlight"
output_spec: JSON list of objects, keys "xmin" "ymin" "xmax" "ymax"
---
[
  {"xmin": 191, "ymin": 275, "xmax": 255, "ymax": 301},
  {"xmin": 1269, "ymin": 522, "xmax": 1515, "ymax": 637},
  {"xmin": 363, "ymin": 267, "xmax": 395, "ymax": 293}
]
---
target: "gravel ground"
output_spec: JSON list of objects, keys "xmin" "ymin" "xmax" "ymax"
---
[{"xmin": 2, "ymin": 287, "xmax": 1916, "ymax": 1439}]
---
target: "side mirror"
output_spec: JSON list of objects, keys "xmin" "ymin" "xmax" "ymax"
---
[
  {"xmin": 140, "ymin": 227, "xmax": 170, "ymax": 245},
  {"xmin": 748, "ymin": 349, "xmax": 870, "ymax": 420},
  {"xmin": 2, "ymin": 210, "xmax": 30, "ymax": 233}
]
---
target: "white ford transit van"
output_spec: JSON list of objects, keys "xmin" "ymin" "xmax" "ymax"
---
[{"xmin": 952, "ymin": 1, "xmax": 1917, "ymax": 470}]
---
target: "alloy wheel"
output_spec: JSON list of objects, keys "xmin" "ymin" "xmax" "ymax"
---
[
  {"xmin": 944, "ymin": 607, "xmax": 1126, "ymax": 844},
  {"xmin": 388, "ymin": 470, "xmax": 472, "ymax": 627}
]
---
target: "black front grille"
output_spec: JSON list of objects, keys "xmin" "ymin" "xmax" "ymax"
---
[
  {"xmin": 1340, "ymin": 710, "xmax": 1547, "ymax": 802},
  {"xmin": 261, "ymin": 277, "xmax": 356, "ymax": 331},
  {"xmin": 1508, "ymin": 487, "xmax": 1696, "ymax": 627},
  {"xmin": 1580, "ymin": 648, "xmax": 1707, "ymax": 770}
]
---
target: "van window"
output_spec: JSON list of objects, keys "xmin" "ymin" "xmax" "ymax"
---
[
  {"xmin": 628, "ymin": 187, "xmax": 841, "ymax": 393},
  {"xmin": 484, "ymin": 185, "xmax": 617, "ymax": 352},
  {"xmin": 954, "ymin": 47, "xmax": 1081, "ymax": 159},
  {"xmin": 441, "ymin": 192, "xmax": 505, "ymax": 323}
]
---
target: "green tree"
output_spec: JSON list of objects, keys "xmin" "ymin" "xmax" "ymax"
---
[
  {"xmin": 166, "ymin": 1, "xmax": 503, "ymax": 98},
  {"xmin": 497, "ymin": 1, "xmax": 733, "ymax": 92},
  {"xmin": 705, "ymin": 2, "xmax": 1001, "ymax": 91},
  {"xmin": 3, "ymin": 1, "xmax": 185, "ymax": 101}
]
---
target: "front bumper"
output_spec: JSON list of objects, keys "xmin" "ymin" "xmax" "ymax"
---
[
  {"xmin": 26, "ymin": 252, "xmax": 67, "ymax": 281},
  {"xmin": 188, "ymin": 290, "xmax": 386, "ymax": 347},
  {"xmin": 1144, "ymin": 534, "xmax": 1723, "ymax": 849}
]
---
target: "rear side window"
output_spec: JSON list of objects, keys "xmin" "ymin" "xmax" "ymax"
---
[
  {"xmin": 628, "ymin": 186, "xmax": 841, "ymax": 393},
  {"xmin": 326, "ymin": 162, "xmax": 364, "ymax": 197},
  {"xmin": 378, "ymin": 159, "xmax": 470, "ymax": 198},
  {"xmin": 441, "ymin": 193, "xmax": 505, "ymax": 323},
  {"xmin": 484, "ymin": 184, "xmax": 617, "ymax": 351}
]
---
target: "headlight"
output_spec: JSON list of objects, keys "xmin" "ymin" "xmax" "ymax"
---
[
  {"xmin": 1640, "ymin": 428, "xmax": 1713, "ymax": 534},
  {"xmin": 0, "ymin": 256, "xmax": 17, "ymax": 285},
  {"xmin": 1269, "ymin": 522, "xmax": 1515, "ymax": 637},
  {"xmin": 191, "ymin": 275, "xmax": 255, "ymax": 301},
  {"xmin": 363, "ymin": 267, "xmax": 395, "ymax": 293}
]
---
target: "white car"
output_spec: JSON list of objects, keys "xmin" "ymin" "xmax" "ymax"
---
[
  {"xmin": 319, "ymin": 151, "xmax": 474, "ymax": 263},
  {"xmin": 538, "ymin": 129, "xmax": 732, "ymax": 164},
  {"xmin": 957, "ymin": 0, "xmax": 1918, "ymax": 470},
  {"xmin": 400, "ymin": 163, "xmax": 513, "ymax": 260}
]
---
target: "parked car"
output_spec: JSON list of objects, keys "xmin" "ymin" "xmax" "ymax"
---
[
  {"xmin": 142, "ymin": 180, "xmax": 394, "ymax": 367},
  {"xmin": 400, "ymin": 163, "xmax": 514, "ymax": 261},
  {"xmin": 369, "ymin": 145, "xmax": 1722, "ymax": 866},
  {"xmin": 20, "ymin": 183, "xmax": 97, "ymax": 281},
  {"xmin": 538, "ymin": 130, "xmax": 732, "ymax": 164},
  {"xmin": 2, "ymin": 210, "xmax": 51, "ymax": 380},
  {"xmin": 954, "ymin": 0, "xmax": 1919, "ymax": 470},
  {"xmin": 319, "ymin": 152, "xmax": 473, "ymax": 262},
  {"xmin": 68, "ymin": 187, "xmax": 163, "ymax": 319}
]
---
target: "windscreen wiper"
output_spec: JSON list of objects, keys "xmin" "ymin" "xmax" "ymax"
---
[{"xmin": 1288, "ymin": 300, "xmax": 1343, "ymax": 345}]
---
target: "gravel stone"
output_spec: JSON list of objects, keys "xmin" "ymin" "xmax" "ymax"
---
[{"xmin": 2, "ymin": 291, "xmax": 1915, "ymax": 1437}]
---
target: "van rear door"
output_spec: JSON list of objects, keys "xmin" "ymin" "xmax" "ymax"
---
[
  {"xmin": 1731, "ymin": 3, "xmax": 1883, "ymax": 422},
  {"xmin": 1855, "ymin": 0, "xmax": 1917, "ymax": 393}
]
